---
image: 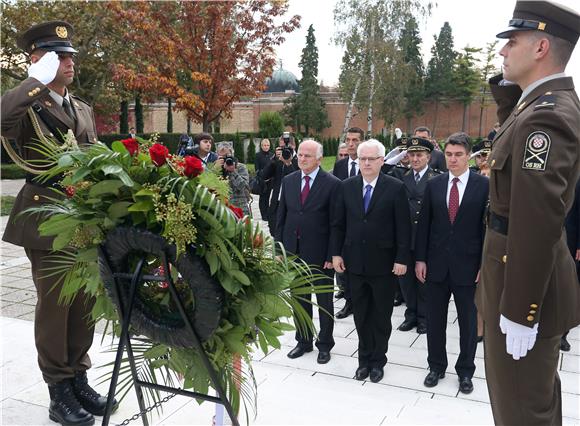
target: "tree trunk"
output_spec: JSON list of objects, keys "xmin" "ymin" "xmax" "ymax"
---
[
  {"xmin": 340, "ymin": 75, "xmax": 361, "ymax": 143},
  {"xmin": 461, "ymin": 102, "xmax": 469, "ymax": 132},
  {"xmin": 167, "ymin": 98, "xmax": 173, "ymax": 133},
  {"xmin": 366, "ymin": 23, "xmax": 376, "ymax": 138},
  {"xmin": 187, "ymin": 118, "xmax": 191, "ymax": 134},
  {"xmin": 119, "ymin": 100, "xmax": 129, "ymax": 135},
  {"xmin": 135, "ymin": 95, "xmax": 144, "ymax": 133},
  {"xmin": 432, "ymin": 100, "xmax": 439, "ymax": 137},
  {"xmin": 406, "ymin": 116, "xmax": 412, "ymax": 136}
]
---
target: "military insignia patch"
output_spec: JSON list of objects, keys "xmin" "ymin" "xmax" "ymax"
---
[
  {"xmin": 56, "ymin": 26, "xmax": 68, "ymax": 38},
  {"xmin": 522, "ymin": 131, "xmax": 551, "ymax": 171}
]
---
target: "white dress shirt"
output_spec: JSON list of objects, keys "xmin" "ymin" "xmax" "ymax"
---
[
  {"xmin": 446, "ymin": 169, "xmax": 470, "ymax": 207},
  {"xmin": 349, "ymin": 158, "xmax": 360, "ymax": 176},
  {"xmin": 413, "ymin": 165, "xmax": 428, "ymax": 181},
  {"xmin": 362, "ymin": 175, "xmax": 379, "ymax": 198}
]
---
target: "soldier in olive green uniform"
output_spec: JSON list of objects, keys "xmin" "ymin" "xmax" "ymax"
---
[
  {"xmin": 476, "ymin": 2, "xmax": 580, "ymax": 425},
  {"xmin": 1, "ymin": 21, "xmax": 116, "ymax": 426}
]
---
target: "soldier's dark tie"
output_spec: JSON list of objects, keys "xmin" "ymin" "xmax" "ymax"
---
[
  {"xmin": 301, "ymin": 175, "xmax": 311, "ymax": 205},
  {"xmin": 448, "ymin": 177, "xmax": 460, "ymax": 223},
  {"xmin": 349, "ymin": 161, "xmax": 356, "ymax": 177},
  {"xmin": 415, "ymin": 172, "xmax": 421, "ymax": 184},
  {"xmin": 363, "ymin": 184, "xmax": 372, "ymax": 213},
  {"xmin": 62, "ymin": 98, "xmax": 75, "ymax": 121}
]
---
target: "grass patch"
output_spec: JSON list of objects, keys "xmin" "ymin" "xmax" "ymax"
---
[
  {"xmin": 1, "ymin": 195, "xmax": 16, "ymax": 216},
  {"xmin": 321, "ymin": 156, "xmax": 336, "ymax": 172}
]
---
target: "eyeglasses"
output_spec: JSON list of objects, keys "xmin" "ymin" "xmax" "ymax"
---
[{"xmin": 359, "ymin": 156, "xmax": 383, "ymax": 163}]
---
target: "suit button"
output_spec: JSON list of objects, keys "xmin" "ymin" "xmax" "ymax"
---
[
  {"xmin": 418, "ymin": 201, "xmax": 421, "ymax": 204},
  {"xmin": 416, "ymin": 211, "xmax": 420, "ymax": 214},
  {"xmin": 502, "ymin": 255, "xmax": 507, "ymax": 263},
  {"xmin": 526, "ymin": 315, "xmax": 534, "ymax": 322},
  {"xmin": 363, "ymin": 219, "xmax": 367, "ymax": 223},
  {"xmin": 362, "ymin": 240, "xmax": 366, "ymax": 244},
  {"xmin": 414, "ymin": 220, "xmax": 418, "ymax": 224},
  {"xmin": 33, "ymin": 195, "xmax": 40, "ymax": 201},
  {"xmin": 299, "ymin": 212, "xmax": 303, "ymax": 215}
]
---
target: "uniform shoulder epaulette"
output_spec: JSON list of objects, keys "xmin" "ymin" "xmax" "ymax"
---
[
  {"xmin": 533, "ymin": 92, "xmax": 557, "ymax": 111},
  {"xmin": 430, "ymin": 168, "xmax": 444, "ymax": 175},
  {"xmin": 403, "ymin": 169, "xmax": 413, "ymax": 177},
  {"xmin": 70, "ymin": 94, "xmax": 91, "ymax": 107}
]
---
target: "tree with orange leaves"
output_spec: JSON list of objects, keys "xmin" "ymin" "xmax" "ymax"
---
[{"xmin": 109, "ymin": 1, "xmax": 300, "ymax": 132}]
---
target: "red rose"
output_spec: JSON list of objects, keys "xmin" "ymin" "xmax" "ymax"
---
[
  {"xmin": 120, "ymin": 138, "xmax": 139, "ymax": 156},
  {"xmin": 149, "ymin": 143, "xmax": 169, "ymax": 166},
  {"xmin": 64, "ymin": 186, "xmax": 75, "ymax": 198},
  {"xmin": 183, "ymin": 155, "xmax": 204, "ymax": 178},
  {"xmin": 228, "ymin": 204, "xmax": 244, "ymax": 219}
]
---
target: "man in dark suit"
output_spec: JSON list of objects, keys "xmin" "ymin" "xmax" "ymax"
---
[
  {"xmin": 263, "ymin": 134, "xmax": 298, "ymax": 234},
  {"xmin": 276, "ymin": 139, "xmax": 340, "ymax": 364},
  {"xmin": 397, "ymin": 137, "xmax": 440, "ymax": 335},
  {"xmin": 331, "ymin": 126, "xmax": 364, "ymax": 319},
  {"xmin": 414, "ymin": 126, "xmax": 447, "ymax": 172},
  {"xmin": 415, "ymin": 132, "xmax": 489, "ymax": 395},
  {"xmin": 332, "ymin": 139, "xmax": 411, "ymax": 383},
  {"xmin": 1, "ymin": 21, "xmax": 116, "ymax": 425}
]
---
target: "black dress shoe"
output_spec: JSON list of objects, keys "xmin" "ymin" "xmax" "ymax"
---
[
  {"xmin": 459, "ymin": 377, "xmax": 474, "ymax": 394},
  {"xmin": 48, "ymin": 381, "xmax": 94, "ymax": 426},
  {"xmin": 477, "ymin": 335, "xmax": 484, "ymax": 343},
  {"xmin": 317, "ymin": 351, "xmax": 331, "ymax": 364},
  {"xmin": 416, "ymin": 323, "xmax": 427, "ymax": 334},
  {"xmin": 287, "ymin": 345, "xmax": 313, "ymax": 359},
  {"xmin": 72, "ymin": 371, "xmax": 118, "ymax": 416},
  {"xmin": 369, "ymin": 367, "xmax": 384, "ymax": 383},
  {"xmin": 335, "ymin": 290, "xmax": 345, "ymax": 299},
  {"xmin": 398, "ymin": 319, "xmax": 417, "ymax": 332},
  {"xmin": 355, "ymin": 366, "xmax": 370, "ymax": 381},
  {"xmin": 560, "ymin": 337, "xmax": 571, "ymax": 352},
  {"xmin": 423, "ymin": 370, "xmax": 445, "ymax": 388},
  {"xmin": 335, "ymin": 302, "xmax": 352, "ymax": 319}
]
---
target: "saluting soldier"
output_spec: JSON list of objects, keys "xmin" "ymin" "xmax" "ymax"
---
[
  {"xmin": 469, "ymin": 139, "xmax": 493, "ymax": 175},
  {"xmin": 476, "ymin": 2, "xmax": 580, "ymax": 425},
  {"xmin": 382, "ymin": 137, "xmax": 411, "ymax": 181},
  {"xmin": 397, "ymin": 137, "xmax": 441, "ymax": 335},
  {"xmin": 1, "ymin": 21, "xmax": 117, "ymax": 426}
]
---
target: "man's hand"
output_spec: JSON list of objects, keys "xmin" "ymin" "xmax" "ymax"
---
[
  {"xmin": 499, "ymin": 315, "xmax": 538, "ymax": 360},
  {"xmin": 475, "ymin": 270, "xmax": 481, "ymax": 284},
  {"xmin": 332, "ymin": 256, "xmax": 345, "ymax": 273},
  {"xmin": 392, "ymin": 263, "xmax": 407, "ymax": 276},
  {"xmin": 415, "ymin": 261, "xmax": 427, "ymax": 283},
  {"xmin": 575, "ymin": 249, "xmax": 580, "ymax": 261},
  {"xmin": 214, "ymin": 157, "xmax": 225, "ymax": 168},
  {"xmin": 323, "ymin": 261, "xmax": 333, "ymax": 269},
  {"xmin": 28, "ymin": 51, "xmax": 59, "ymax": 85}
]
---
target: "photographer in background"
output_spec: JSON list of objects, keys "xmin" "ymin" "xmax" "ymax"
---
[
  {"xmin": 263, "ymin": 132, "xmax": 298, "ymax": 233},
  {"xmin": 255, "ymin": 138, "xmax": 273, "ymax": 221},
  {"xmin": 215, "ymin": 142, "xmax": 251, "ymax": 217},
  {"xmin": 176, "ymin": 133, "xmax": 193, "ymax": 157}
]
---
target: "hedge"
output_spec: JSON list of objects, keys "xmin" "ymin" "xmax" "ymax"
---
[{"xmin": 1, "ymin": 164, "xmax": 27, "ymax": 179}]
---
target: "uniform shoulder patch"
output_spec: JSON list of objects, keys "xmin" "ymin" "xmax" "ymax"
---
[
  {"xmin": 533, "ymin": 94, "xmax": 556, "ymax": 111},
  {"xmin": 522, "ymin": 131, "xmax": 551, "ymax": 171}
]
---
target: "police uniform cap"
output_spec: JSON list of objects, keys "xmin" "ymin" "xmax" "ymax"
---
[
  {"xmin": 17, "ymin": 21, "xmax": 77, "ymax": 54},
  {"xmin": 472, "ymin": 139, "xmax": 493, "ymax": 155},
  {"xmin": 406, "ymin": 137, "xmax": 433, "ymax": 153},
  {"xmin": 496, "ymin": 1, "xmax": 580, "ymax": 45},
  {"xmin": 395, "ymin": 137, "xmax": 409, "ymax": 150}
]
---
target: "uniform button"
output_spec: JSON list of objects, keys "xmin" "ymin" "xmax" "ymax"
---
[
  {"xmin": 491, "ymin": 159, "xmax": 496, "ymax": 167},
  {"xmin": 526, "ymin": 315, "xmax": 534, "ymax": 322},
  {"xmin": 416, "ymin": 211, "xmax": 420, "ymax": 214},
  {"xmin": 529, "ymin": 310, "xmax": 536, "ymax": 314},
  {"xmin": 33, "ymin": 195, "xmax": 40, "ymax": 201},
  {"xmin": 363, "ymin": 219, "xmax": 367, "ymax": 223},
  {"xmin": 28, "ymin": 91, "xmax": 34, "ymax": 97},
  {"xmin": 414, "ymin": 220, "xmax": 418, "ymax": 224},
  {"xmin": 502, "ymin": 255, "xmax": 507, "ymax": 263},
  {"xmin": 418, "ymin": 201, "xmax": 421, "ymax": 204},
  {"xmin": 530, "ymin": 303, "xmax": 538, "ymax": 309}
]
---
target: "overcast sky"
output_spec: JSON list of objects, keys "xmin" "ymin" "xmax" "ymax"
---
[{"xmin": 275, "ymin": 0, "xmax": 580, "ymax": 88}]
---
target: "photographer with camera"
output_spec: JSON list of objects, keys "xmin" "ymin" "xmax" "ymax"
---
[
  {"xmin": 215, "ymin": 142, "xmax": 251, "ymax": 217},
  {"xmin": 262, "ymin": 132, "xmax": 298, "ymax": 233}
]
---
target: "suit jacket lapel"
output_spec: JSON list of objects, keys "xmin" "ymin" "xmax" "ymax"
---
[
  {"xmin": 436, "ymin": 173, "xmax": 452, "ymax": 226},
  {"xmin": 40, "ymin": 93, "xmax": 75, "ymax": 131},
  {"xmin": 454, "ymin": 171, "xmax": 479, "ymax": 225},
  {"xmin": 303, "ymin": 169, "xmax": 325, "ymax": 207}
]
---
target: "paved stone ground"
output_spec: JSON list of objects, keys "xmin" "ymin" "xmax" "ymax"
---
[{"xmin": 1, "ymin": 179, "xmax": 579, "ymax": 425}]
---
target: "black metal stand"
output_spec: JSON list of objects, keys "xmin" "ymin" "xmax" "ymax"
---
[{"xmin": 99, "ymin": 246, "xmax": 239, "ymax": 426}]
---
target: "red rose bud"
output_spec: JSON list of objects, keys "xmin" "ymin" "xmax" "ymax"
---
[
  {"xmin": 64, "ymin": 186, "xmax": 75, "ymax": 198},
  {"xmin": 228, "ymin": 204, "xmax": 244, "ymax": 219},
  {"xmin": 183, "ymin": 155, "xmax": 204, "ymax": 178},
  {"xmin": 120, "ymin": 138, "xmax": 139, "ymax": 156},
  {"xmin": 149, "ymin": 143, "xmax": 170, "ymax": 166}
]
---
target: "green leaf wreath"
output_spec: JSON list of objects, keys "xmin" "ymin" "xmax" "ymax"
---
[{"xmin": 23, "ymin": 133, "xmax": 331, "ymax": 420}]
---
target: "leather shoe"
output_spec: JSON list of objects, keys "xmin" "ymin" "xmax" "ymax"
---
[
  {"xmin": 459, "ymin": 377, "xmax": 474, "ymax": 394},
  {"xmin": 335, "ymin": 290, "xmax": 345, "ymax": 299},
  {"xmin": 369, "ymin": 367, "xmax": 384, "ymax": 383},
  {"xmin": 287, "ymin": 345, "xmax": 313, "ymax": 359},
  {"xmin": 72, "ymin": 371, "xmax": 118, "ymax": 416},
  {"xmin": 423, "ymin": 370, "xmax": 445, "ymax": 388},
  {"xmin": 560, "ymin": 336, "xmax": 571, "ymax": 352},
  {"xmin": 335, "ymin": 302, "xmax": 352, "ymax": 319},
  {"xmin": 398, "ymin": 319, "xmax": 416, "ymax": 332},
  {"xmin": 317, "ymin": 351, "xmax": 331, "ymax": 364},
  {"xmin": 416, "ymin": 323, "xmax": 427, "ymax": 334},
  {"xmin": 48, "ymin": 381, "xmax": 94, "ymax": 426},
  {"xmin": 355, "ymin": 366, "xmax": 370, "ymax": 381}
]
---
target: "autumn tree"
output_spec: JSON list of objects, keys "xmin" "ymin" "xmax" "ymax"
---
[{"xmin": 109, "ymin": 1, "xmax": 300, "ymax": 132}]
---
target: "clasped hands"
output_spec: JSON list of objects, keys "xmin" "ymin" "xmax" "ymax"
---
[{"xmin": 331, "ymin": 256, "xmax": 406, "ymax": 276}]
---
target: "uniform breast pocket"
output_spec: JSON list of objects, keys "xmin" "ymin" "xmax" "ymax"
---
[{"xmin": 489, "ymin": 148, "xmax": 509, "ymax": 172}]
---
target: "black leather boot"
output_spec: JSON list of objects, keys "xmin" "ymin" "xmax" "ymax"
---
[
  {"xmin": 48, "ymin": 381, "xmax": 94, "ymax": 426},
  {"xmin": 71, "ymin": 371, "xmax": 118, "ymax": 416}
]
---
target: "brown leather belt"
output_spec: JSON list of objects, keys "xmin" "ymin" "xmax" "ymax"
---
[{"xmin": 489, "ymin": 212, "xmax": 508, "ymax": 235}]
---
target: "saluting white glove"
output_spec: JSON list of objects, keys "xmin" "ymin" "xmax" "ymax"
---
[
  {"xmin": 27, "ymin": 51, "xmax": 59, "ymax": 85},
  {"xmin": 499, "ymin": 314, "xmax": 538, "ymax": 361},
  {"xmin": 385, "ymin": 148, "xmax": 407, "ymax": 165}
]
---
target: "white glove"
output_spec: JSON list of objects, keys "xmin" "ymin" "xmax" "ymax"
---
[
  {"xmin": 27, "ymin": 51, "xmax": 59, "ymax": 85},
  {"xmin": 499, "ymin": 314, "xmax": 538, "ymax": 360},
  {"xmin": 395, "ymin": 128, "xmax": 402, "ymax": 139},
  {"xmin": 385, "ymin": 148, "xmax": 407, "ymax": 165}
]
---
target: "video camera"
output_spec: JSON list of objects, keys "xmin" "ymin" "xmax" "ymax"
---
[{"xmin": 281, "ymin": 132, "xmax": 294, "ymax": 160}]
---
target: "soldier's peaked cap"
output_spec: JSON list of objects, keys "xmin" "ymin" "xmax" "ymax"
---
[
  {"xmin": 406, "ymin": 137, "xmax": 433, "ymax": 153},
  {"xmin": 496, "ymin": 1, "xmax": 580, "ymax": 45},
  {"xmin": 17, "ymin": 21, "xmax": 77, "ymax": 54}
]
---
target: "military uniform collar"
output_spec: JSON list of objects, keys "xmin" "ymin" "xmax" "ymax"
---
[
  {"xmin": 48, "ymin": 88, "xmax": 71, "ymax": 107},
  {"xmin": 514, "ymin": 75, "xmax": 574, "ymax": 115},
  {"xmin": 517, "ymin": 72, "xmax": 566, "ymax": 104}
]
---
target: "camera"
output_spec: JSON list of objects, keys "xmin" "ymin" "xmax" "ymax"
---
[
  {"xmin": 223, "ymin": 155, "xmax": 236, "ymax": 167},
  {"xmin": 281, "ymin": 132, "xmax": 293, "ymax": 160}
]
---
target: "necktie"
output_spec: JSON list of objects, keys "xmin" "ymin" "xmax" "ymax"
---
[
  {"xmin": 62, "ymin": 98, "xmax": 75, "ymax": 121},
  {"xmin": 301, "ymin": 175, "xmax": 310, "ymax": 205},
  {"xmin": 349, "ymin": 161, "xmax": 356, "ymax": 177},
  {"xmin": 415, "ymin": 172, "xmax": 421, "ymax": 184},
  {"xmin": 448, "ymin": 177, "xmax": 460, "ymax": 224},
  {"xmin": 363, "ymin": 184, "xmax": 372, "ymax": 213}
]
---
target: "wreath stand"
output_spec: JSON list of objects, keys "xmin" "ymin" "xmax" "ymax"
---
[{"xmin": 98, "ymin": 245, "xmax": 239, "ymax": 426}]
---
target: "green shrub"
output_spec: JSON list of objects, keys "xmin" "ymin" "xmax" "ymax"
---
[
  {"xmin": 1, "ymin": 164, "xmax": 27, "ymax": 179},
  {"xmin": 0, "ymin": 196, "xmax": 15, "ymax": 216}
]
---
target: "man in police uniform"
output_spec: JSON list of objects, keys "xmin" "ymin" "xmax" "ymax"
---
[
  {"xmin": 1, "ymin": 21, "xmax": 116, "ymax": 426},
  {"xmin": 397, "ymin": 137, "xmax": 440, "ymax": 334},
  {"xmin": 476, "ymin": 2, "xmax": 580, "ymax": 424}
]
